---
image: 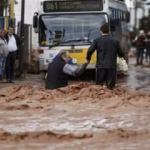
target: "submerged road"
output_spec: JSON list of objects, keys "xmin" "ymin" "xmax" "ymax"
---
[
  {"xmin": 118, "ymin": 58, "xmax": 150, "ymax": 92},
  {"xmin": 0, "ymin": 57, "xmax": 149, "ymax": 150}
]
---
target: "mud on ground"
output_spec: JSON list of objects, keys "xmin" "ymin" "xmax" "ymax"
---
[{"xmin": 0, "ymin": 80, "xmax": 149, "ymax": 150}]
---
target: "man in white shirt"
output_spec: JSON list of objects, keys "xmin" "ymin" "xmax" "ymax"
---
[{"xmin": 5, "ymin": 28, "xmax": 19, "ymax": 83}]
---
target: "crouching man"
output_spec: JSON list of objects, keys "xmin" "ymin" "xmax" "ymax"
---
[{"xmin": 45, "ymin": 51, "xmax": 88, "ymax": 90}]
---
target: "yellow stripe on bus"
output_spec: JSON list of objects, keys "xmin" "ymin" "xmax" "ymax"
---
[{"xmin": 68, "ymin": 48, "xmax": 96, "ymax": 64}]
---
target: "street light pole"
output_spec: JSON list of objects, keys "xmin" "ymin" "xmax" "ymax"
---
[
  {"xmin": 134, "ymin": 0, "xmax": 137, "ymax": 29},
  {"xmin": 19, "ymin": 0, "xmax": 25, "ymax": 77}
]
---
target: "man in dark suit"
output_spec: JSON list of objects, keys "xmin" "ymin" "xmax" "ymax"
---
[{"xmin": 86, "ymin": 23, "xmax": 124, "ymax": 89}]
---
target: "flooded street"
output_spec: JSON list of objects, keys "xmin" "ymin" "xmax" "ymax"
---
[
  {"xmin": 118, "ymin": 59, "xmax": 150, "ymax": 92},
  {"xmin": 0, "ymin": 0, "xmax": 149, "ymax": 148},
  {"xmin": 0, "ymin": 58, "xmax": 149, "ymax": 150}
]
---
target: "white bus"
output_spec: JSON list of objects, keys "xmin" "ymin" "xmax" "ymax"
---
[{"xmin": 33, "ymin": 0, "xmax": 130, "ymax": 71}]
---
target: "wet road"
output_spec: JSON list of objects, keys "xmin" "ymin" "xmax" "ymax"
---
[
  {"xmin": 118, "ymin": 58, "xmax": 150, "ymax": 92},
  {"xmin": 126, "ymin": 66, "xmax": 149, "ymax": 91},
  {"xmin": 118, "ymin": 67, "xmax": 149, "ymax": 92}
]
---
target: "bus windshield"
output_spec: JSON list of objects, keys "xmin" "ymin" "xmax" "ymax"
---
[{"xmin": 39, "ymin": 13, "xmax": 108, "ymax": 46}]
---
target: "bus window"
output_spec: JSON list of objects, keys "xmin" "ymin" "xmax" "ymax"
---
[
  {"xmin": 126, "ymin": 12, "xmax": 130, "ymax": 22},
  {"xmin": 39, "ymin": 13, "xmax": 108, "ymax": 46}
]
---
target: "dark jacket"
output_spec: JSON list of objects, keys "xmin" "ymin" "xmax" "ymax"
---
[
  {"xmin": 135, "ymin": 35, "xmax": 146, "ymax": 49},
  {"xmin": 86, "ymin": 35, "xmax": 123, "ymax": 69},
  {"xmin": 45, "ymin": 55, "xmax": 68, "ymax": 90},
  {"xmin": 146, "ymin": 36, "xmax": 150, "ymax": 50}
]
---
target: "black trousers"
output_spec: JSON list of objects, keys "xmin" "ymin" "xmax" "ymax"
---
[
  {"xmin": 146, "ymin": 48, "xmax": 150, "ymax": 62},
  {"xmin": 96, "ymin": 68, "xmax": 117, "ymax": 89},
  {"xmin": 5, "ymin": 51, "xmax": 16, "ymax": 81},
  {"xmin": 137, "ymin": 48, "xmax": 144, "ymax": 65}
]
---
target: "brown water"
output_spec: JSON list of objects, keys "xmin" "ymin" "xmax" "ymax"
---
[{"xmin": 0, "ymin": 59, "xmax": 149, "ymax": 150}]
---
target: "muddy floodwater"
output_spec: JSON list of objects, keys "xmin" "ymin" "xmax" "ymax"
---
[{"xmin": 0, "ymin": 60, "xmax": 149, "ymax": 150}]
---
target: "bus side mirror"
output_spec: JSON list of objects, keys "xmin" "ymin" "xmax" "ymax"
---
[
  {"xmin": 33, "ymin": 12, "xmax": 38, "ymax": 28},
  {"xmin": 126, "ymin": 12, "xmax": 130, "ymax": 23}
]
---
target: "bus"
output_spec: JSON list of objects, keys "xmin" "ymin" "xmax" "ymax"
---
[{"xmin": 33, "ymin": 0, "xmax": 130, "ymax": 71}]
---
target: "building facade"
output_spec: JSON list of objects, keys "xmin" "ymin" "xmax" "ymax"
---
[
  {"xmin": 14, "ymin": 0, "xmax": 39, "ymax": 47},
  {"xmin": 14, "ymin": 0, "xmax": 39, "ymax": 25},
  {"xmin": 125, "ymin": 0, "xmax": 150, "ymax": 30},
  {"xmin": 0, "ymin": 0, "xmax": 15, "ymax": 29},
  {"xmin": 144, "ymin": 0, "xmax": 150, "ymax": 16}
]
